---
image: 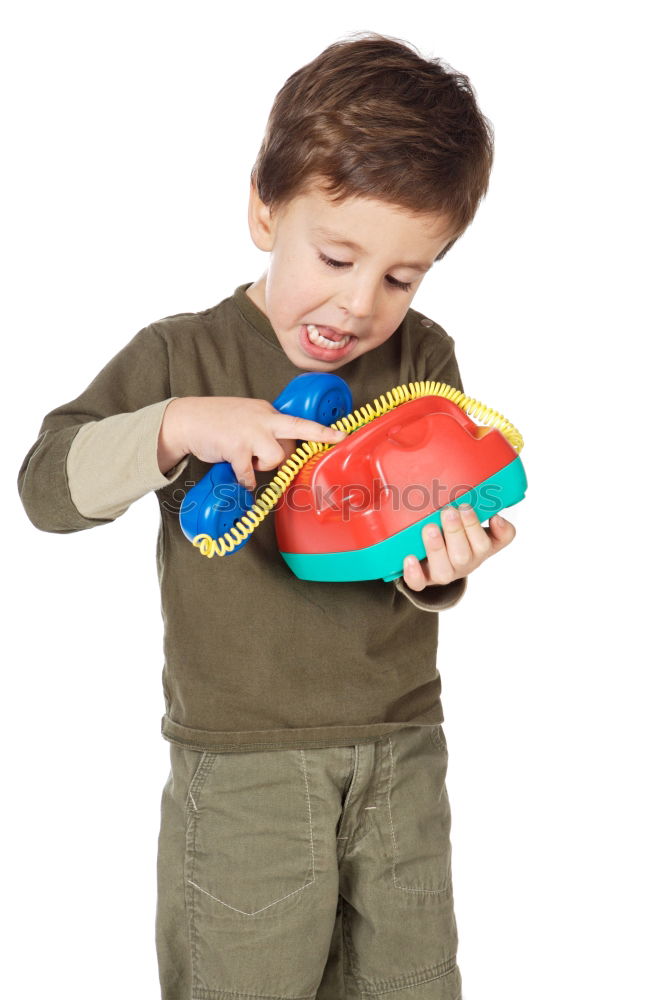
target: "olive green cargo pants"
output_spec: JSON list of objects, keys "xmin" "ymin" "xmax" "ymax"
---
[{"xmin": 156, "ymin": 725, "xmax": 462, "ymax": 999}]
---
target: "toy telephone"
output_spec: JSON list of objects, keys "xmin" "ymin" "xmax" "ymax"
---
[{"xmin": 179, "ymin": 374, "xmax": 527, "ymax": 582}]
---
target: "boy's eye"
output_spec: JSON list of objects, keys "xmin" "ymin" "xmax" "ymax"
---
[{"xmin": 317, "ymin": 252, "xmax": 413, "ymax": 293}]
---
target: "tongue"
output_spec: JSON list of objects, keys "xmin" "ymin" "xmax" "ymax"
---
[{"xmin": 316, "ymin": 326, "xmax": 345, "ymax": 342}]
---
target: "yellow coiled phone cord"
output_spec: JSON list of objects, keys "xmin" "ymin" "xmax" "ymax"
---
[{"xmin": 192, "ymin": 379, "xmax": 524, "ymax": 558}]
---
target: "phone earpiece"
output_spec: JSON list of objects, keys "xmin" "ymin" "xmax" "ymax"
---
[{"xmin": 272, "ymin": 373, "xmax": 353, "ymax": 425}]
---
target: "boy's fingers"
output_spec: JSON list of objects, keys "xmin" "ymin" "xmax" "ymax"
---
[
  {"xmin": 439, "ymin": 507, "xmax": 473, "ymax": 571},
  {"xmin": 421, "ymin": 522, "xmax": 456, "ymax": 583},
  {"xmin": 402, "ymin": 553, "xmax": 428, "ymax": 591},
  {"xmin": 487, "ymin": 514, "xmax": 517, "ymax": 550},
  {"xmin": 252, "ymin": 436, "xmax": 292, "ymax": 473},
  {"xmin": 276, "ymin": 414, "xmax": 348, "ymax": 443},
  {"xmin": 232, "ymin": 461, "xmax": 256, "ymax": 490},
  {"xmin": 276, "ymin": 437, "xmax": 297, "ymax": 460}
]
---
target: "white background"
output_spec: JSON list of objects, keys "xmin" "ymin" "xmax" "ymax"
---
[{"xmin": 3, "ymin": 2, "xmax": 662, "ymax": 997}]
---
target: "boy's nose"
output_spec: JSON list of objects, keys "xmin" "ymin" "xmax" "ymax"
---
[{"xmin": 341, "ymin": 278, "xmax": 379, "ymax": 320}]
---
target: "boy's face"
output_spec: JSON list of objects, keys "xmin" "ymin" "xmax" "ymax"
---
[{"xmin": 246, "ymin": 179, "xmax": 456, "ymax": 371}]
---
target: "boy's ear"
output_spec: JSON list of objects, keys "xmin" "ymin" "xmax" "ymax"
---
[{"xmin": 247, "ymin": 179, "xmax": 275, "ymax": 252}]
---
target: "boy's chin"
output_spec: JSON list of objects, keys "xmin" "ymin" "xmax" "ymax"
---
[
  {"xmin": 292, "ymin": 355, "xmax": 348, "ymax": 372},
  {"xmin": 293, "ymin": 350, "xmax": 354, "ymax": 372}
]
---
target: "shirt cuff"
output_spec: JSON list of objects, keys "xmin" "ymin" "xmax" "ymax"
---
[
  {"xmin": 66, "ymin": 397, "xmax": 190, "ymax": 520},
  {"xmin": 394, "ymin": 575, "xmax": 467, "ymax": 612}
]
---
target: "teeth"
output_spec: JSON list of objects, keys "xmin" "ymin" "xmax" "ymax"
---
[{"xmin": 306, "ymin": 324, "xmax": 349, "ymax": 350}]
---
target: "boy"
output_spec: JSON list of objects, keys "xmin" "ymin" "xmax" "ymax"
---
[{"xmin": 18, "ymin": 31, "xmax": 515, "ymax": 1000}]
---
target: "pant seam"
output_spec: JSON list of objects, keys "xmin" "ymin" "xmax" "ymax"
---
[
  {"xmin": 191, "ymin": 987, "xmax": 317, "ymax": 1000},
  {"xmin": 386, "ymin": 736, "xmax": 452, "ymax": 894},
  {"xmin": 360, "ymin": 956, "xmax": 459, "ymax": 996}
]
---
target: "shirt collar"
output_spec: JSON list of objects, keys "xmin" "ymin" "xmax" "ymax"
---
[{"xmin": 232, "ymin": 282, "xmax": 283, "ymax": 352}]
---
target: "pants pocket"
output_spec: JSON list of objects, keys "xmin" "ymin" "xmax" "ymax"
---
[
  {"xmin": 385, "ymin": 727, "xmax": 453, "ymax": 893},
  {"xmin": 185, "ymin": 748, "xmax": 316, "ymax": 916}
]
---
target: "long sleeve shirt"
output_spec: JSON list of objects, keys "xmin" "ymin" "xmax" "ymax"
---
[{"xmin": 17, "ymin": 283, "xmax": 467, "ymax": 752}]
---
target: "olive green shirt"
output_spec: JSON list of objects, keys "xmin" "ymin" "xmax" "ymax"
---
[{"xmin": 17, "ymin": 283, "xmax": 467, "ymax": 752}]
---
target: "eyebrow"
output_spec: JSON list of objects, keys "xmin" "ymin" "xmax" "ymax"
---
[{"xmin": 312, "ymin": 226, "xmax": 433, "ymax": 273}]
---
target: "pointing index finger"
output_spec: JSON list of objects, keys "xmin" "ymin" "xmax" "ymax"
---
[{"xmin": 277, "ymin": 414, "xmax": 348, "ymax": 444}]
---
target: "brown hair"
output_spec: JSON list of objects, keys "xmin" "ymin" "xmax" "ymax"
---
[{"xmin": 250, "ymin": 31, "xmax": 494, "ymax": 259}]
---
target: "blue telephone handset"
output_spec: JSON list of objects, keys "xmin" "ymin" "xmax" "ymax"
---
[{"xmin": 179, "ymin": 373, "xmax": 353, "ymax": 551}]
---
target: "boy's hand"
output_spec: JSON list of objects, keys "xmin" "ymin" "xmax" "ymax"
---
[
  {"xmin": 158, "ymin": 396, "xmax": 346, "ymax": 488},
  {"xmin": 401, "ymin": 503, "xmax": 516, "ymax": 591}
]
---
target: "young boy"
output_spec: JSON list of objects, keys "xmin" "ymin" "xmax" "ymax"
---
[{"xmin": 18, "ymin": 32, "xmax": 515, "ymax": 1000}]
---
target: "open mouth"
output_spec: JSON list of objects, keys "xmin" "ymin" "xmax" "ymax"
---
[
  {"xmin": 306, "ymin": 324, "xmax": 350, "ymax": 349},
  {"xmin": 299, "ymin": 324, "xmax": 356, "ymax": 360}
]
